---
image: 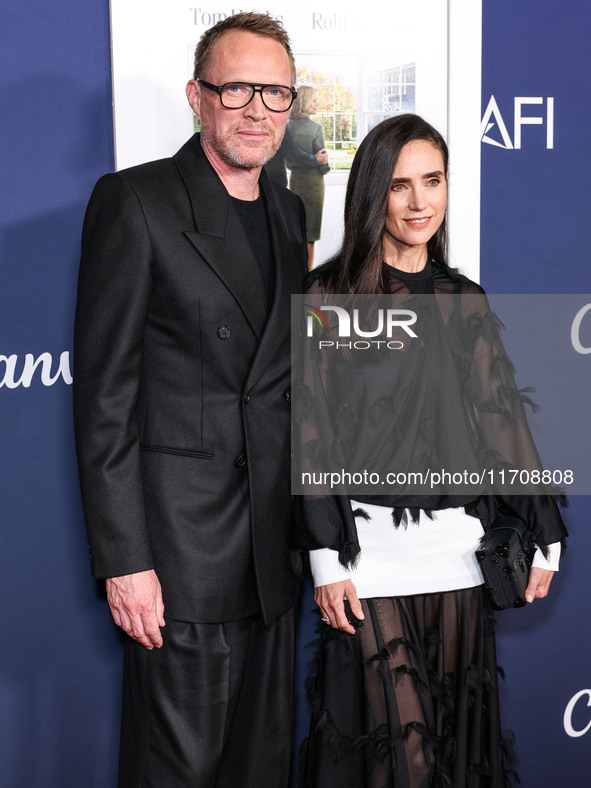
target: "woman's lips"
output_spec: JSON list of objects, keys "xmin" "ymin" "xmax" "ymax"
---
[{"xmin": 403, "ymin": 217, "xmax": 431, "ymax": 227}]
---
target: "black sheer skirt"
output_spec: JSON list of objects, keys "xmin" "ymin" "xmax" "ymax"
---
[{"xmin": 299, "ymin": 587, "xmax": 516, "ymax": 788}]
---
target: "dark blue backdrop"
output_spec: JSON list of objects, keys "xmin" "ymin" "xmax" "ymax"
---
[
  {"xmin": 0, "ymin": 2, "xmax": 120, "ymax": 786},
  {"xmin": 481, "ymin": 1, "xmax": 591, "ymax": 785},
  {"xmin": 1, "ymin": 1, "xmax": 589, "ymax": 785}
]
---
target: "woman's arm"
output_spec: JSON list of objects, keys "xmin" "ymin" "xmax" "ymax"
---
[
  {"xmin": 309, "ymin": 548, "xmax": 364, "ymax": 633},
  {"xmin": 525, "ymin": 541, "xmax": 561, "ymax": 602},
  {"xmin": 457, "ymin": 288, "xmax": 569, "ymax": 550}
]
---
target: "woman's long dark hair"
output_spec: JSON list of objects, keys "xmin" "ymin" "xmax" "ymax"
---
[{"xmin": 321, "ymin": 114, "xmax": 449, "ymax": 294}]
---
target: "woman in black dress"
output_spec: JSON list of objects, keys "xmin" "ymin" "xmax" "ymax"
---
[{"xmin": 294, "ymin": 114, "xmax": 567, "ymax": 787}]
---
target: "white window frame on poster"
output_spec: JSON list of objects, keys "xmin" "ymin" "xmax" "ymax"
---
[
  {"xmin": 290, "ymin": 54, "xmax": 416, "ymax": 177},
  {"xmin": 109, "ymin": 0, "xmax": 481, "ymax": 282}
]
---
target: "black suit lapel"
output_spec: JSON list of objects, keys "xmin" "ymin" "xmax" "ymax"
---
[{"xmin": 174, "ymin": 135, "xmax": 267, "ymax": 339}]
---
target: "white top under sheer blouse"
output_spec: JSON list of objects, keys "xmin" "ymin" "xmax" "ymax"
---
[{"xmin": 309, "ymin": 501, "xmax": 560, "ymax": 598}]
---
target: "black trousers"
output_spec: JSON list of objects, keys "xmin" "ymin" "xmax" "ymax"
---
[{"xmin": 119, "ymin": 607, "xmax": 296, "ymax": 788}]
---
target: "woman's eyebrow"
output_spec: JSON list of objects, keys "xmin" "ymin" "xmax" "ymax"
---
[{"xmin": 391, "ymin": 170, "xmax": 445, "ymax": 183}]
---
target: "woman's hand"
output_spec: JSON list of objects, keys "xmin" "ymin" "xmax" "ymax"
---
[
  {"xmin": 525, "ymin": 567, "xmax": 554, "ymax": 603},
  {"xmin": 315, "ymin": 148, "xmax": 329, "ymax": 166},
  {"xmin": 315, "ymin": 579, "xmax": 365, "ymax": 634}
]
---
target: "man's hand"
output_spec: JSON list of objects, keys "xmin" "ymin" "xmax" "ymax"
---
[
  {"xmin": 315, "ymin": 149, "xmax": 329, "ymax": 165},
  {"xmin": 106, "ymin": 569, "xmax": 165, "ymax": 649},
  {"xmin": 525, "ymin": 567, "xmax": 554, "ymax": 604}
]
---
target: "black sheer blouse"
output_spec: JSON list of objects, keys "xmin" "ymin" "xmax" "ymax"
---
[{"xmin": 291, "ymin": 259, "xmax": 568, "ymax": 570}]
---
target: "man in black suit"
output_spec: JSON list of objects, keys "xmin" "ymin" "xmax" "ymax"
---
[{"xmin": 73, "ymin": 12, "xmax": 306, "ymax": 787}]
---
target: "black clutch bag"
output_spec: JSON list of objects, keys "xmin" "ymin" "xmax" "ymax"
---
[{"xmin": 476, "ymin": 511, "xmax": 536, "ymax": 610}]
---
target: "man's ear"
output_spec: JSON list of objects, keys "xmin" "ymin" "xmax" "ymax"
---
[{"xmin": 186, "ymin": 80, "xmax": 200, "ymax": 115}]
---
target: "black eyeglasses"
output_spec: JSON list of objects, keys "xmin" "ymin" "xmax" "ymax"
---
[{"xmin": 198, "ymin": 80, "xmax": 297, "ymax": 112}]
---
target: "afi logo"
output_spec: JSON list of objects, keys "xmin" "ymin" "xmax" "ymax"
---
[{"xmin": 481, "ymin": 95, "xmax": 554, "ymax": 149}]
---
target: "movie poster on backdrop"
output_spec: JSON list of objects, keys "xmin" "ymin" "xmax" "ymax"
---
[{"xmin": 109, "ymin": 0, "xmax": 449, "ymax": 267}]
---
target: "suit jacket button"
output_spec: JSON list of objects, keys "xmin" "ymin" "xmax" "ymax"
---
[
  {"xmin": 235, "ymin": 454, "xmax": 247, "ymax": 468},
  {"xmin": 284, "ymin": 390, "xmax": 290, "ymax": 401},
  {"xmin": 218, "ymin": 325, "xmax": 231, "ymax": 339},
  {"xmin": 243, "ymin": 395, "xmax": 250, "ymax": 404}
]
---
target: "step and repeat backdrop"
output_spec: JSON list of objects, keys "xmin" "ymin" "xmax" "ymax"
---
[
  {"xmin": 480, "ymin": 3, "xmax": 591, "ymax": 784},
  {"xmin": 0, "ymin": 0, "xmax": 588, "ymax": 784}
]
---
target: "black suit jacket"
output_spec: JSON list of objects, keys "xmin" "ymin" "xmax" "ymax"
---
[{"xmin": 73, "ymin": 134, "xmax": 307, "ymax": 624}]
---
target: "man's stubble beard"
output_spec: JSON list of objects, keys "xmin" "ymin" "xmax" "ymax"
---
[{"xmin": 204, "ymin": 122, "xmax": 285, "ymax": 170}]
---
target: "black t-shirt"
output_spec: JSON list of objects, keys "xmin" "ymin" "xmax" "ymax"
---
[{"xmin": 231, "ymin": 194, "xmax": 275, "ymax": 311}]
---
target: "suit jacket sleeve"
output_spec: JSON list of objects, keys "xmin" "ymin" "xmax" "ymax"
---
[{"xmin": 73, "ymin": 172, "xmax": 154, "ymax": 578}]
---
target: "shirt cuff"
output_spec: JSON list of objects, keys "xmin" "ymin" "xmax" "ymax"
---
[
  {"xmin": 309, "ymin": 548, "xmax": 351, "ymax": 588},
  {"xmin": 532, "ymin": 542, "xmax": 561, "ymax": 572},
  {"xmin": 310, "ymin": 541, "xmax": 561, "ymax": 589}
]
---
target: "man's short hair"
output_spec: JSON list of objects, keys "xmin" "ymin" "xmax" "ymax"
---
[{"xmin": 192, "ymin": 12, "xmax": 296, "ymax": 85}]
